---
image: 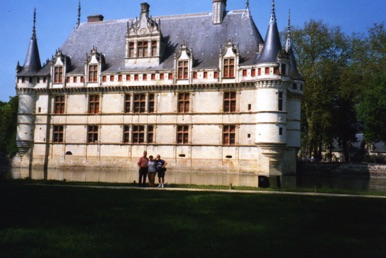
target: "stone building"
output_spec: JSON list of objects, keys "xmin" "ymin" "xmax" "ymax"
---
[{"xmin": 14, "ymin": 0, "xmax": 304, "ymax": 186}]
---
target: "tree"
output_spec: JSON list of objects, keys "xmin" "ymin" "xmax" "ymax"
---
[
  {"xmin": 356, "ymin": 23, "xmax": 386, "ymax": 143},
  {"xmin": 357, "ymin": 73, "xmax": 386, "ymax": 143},
  {"xmin": 0, "ymin": 96, "xmax": 18, "ymax": 155},
  {"xmin": 291, "ymin": 20, "xmax": 358, "ymax": 160}
]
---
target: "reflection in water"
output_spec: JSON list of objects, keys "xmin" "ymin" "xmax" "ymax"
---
[{"xmin": 1, "ymin": 167, "xmax": 386, "ymax": 192}]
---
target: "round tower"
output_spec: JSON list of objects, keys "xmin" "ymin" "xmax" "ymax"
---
[
  {"xmin": 16, "ymin": 8, "xmax": 41, "ymax": 158},
  {"xmin": 255, "ymin": 0, "xmax": 288, "ymax": 175}
]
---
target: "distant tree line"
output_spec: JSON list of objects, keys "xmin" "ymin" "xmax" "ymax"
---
[
  {"xmin": 291, "ymin": 20, "xmax": 386, "ymax": 161},
  {"xmin": 0, "ymin": 96, "xmax": 18, "ymax": 157},
  {"xmin": 1, "ymin": 20, "xmax": 385, "ymax": 163}
]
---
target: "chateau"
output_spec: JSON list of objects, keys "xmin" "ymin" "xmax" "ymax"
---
[{"xmin": 14, "ymin": 0, "xmax": 304, "ymax": 186}]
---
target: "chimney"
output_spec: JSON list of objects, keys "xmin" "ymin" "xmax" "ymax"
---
[
  {"xmin": 87, "ymin": 15, "xmax": 104, "ymax": 23},
  {"xmin": 212, "ymin": 0, "xmax": 227, "ymax": 24},
  {"xmin": 140, "ymin": 2, "xmax": 150, "ymax": 19}
]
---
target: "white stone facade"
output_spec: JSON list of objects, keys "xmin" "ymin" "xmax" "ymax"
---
[{"xmin": 14, "ymin": 1, "xmax": 304, "ymax": 186}]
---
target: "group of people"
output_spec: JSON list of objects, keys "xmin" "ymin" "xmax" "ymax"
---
[{"xmin": 137, "ymin": 151, "xmax": 168, "ymax": 187}]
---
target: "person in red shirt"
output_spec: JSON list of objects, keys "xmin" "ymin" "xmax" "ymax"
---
[{"xmin": 137, "ymin": 151, "xmax": 149, "ymax": 186}]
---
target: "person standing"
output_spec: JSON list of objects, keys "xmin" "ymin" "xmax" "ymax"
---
[
  {"xmin": 156, "ymin": 154, "xmax": 167, "ymax": 187},
  {"xmin": 137, "ymin": 151, "xmax": 149, "ymax": 187},
  {"xmin": 147, "ymin": 155, "xmax": 157, "ymax": 187}
]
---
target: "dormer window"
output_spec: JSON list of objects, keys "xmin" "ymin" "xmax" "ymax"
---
[
  {"xmin": 223, "ymin": 58, "xmax": 235, "ymax": 78},
  {"xmin": 178, "ymin": 61, "xmax": 189, "ymax": 79},
  {"xmin": 151, "ymin": 41, "xmax": 157, "ymax": 56},
  {"xmin": 125, "ymin": 3, "xmax": 162, "ymax": 66},
  {"xmin": 129, "ymin": 42, "xmax": 135, "ymax": 57},
  {"xmin": 88, "ymin": 65, "xmax": 98, "ymax": 82},
  {"xmin": 85, "ymin": 47, "xmax": 105, "ymax": 84},
  {"xmin": 54, "ymin": 66, "xmax": 63, "ymax": 83},
  {"xmin": 137, "ymin": 41, "xmax": 148, "ymax": 57},
  {"xmin": 220, "ymin": 40, "xmax": 239, "ymax": 80}
]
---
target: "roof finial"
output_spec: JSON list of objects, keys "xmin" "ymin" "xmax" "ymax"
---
[
  {"xmin": 32, "ymin": 8, "xmax": 36, "ymax": 39},
  {"xmin": 270, "ymin": 0, "xmax": 276, "ymax": 23},
  {"xmin": 246, "ymin": 0, "xmax": 250, "ymax": 9},
  {"xmin": 287, "ymin": 9, "xmax": 291, "ymax": 38},
  {"xmin": 77, "ymin": 0, "xmax": 81, "ymax": 28},
  {"xmin": 286, "ymin": 9, "xmax": 292, "ymax": 51}
]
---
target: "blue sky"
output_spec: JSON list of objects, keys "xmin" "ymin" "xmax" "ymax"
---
[{"xmin": 1, "ymin": 0, "xmax": 385, "ymax": 102}]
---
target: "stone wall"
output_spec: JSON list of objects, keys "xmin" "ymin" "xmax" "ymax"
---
[{"xmin": 298, "ymin": 162, "xmax": 386, "ymax": 177}]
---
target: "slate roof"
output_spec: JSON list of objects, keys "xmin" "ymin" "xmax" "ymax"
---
[
  {"xmin": 56, "ymin": 10, "xmax": 264, "ymax": 75},
  {"xmin": 255, "ymin": 9, "xmax": 282, "ymax": 64},
  {"xmin": 18, "ymin": 10, "xmax": 42, "ymax": 76}
]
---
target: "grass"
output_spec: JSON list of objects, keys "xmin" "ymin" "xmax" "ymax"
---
[{"xmin": 0, "ymin": 182, "xmax": 386, "ymax": 258}]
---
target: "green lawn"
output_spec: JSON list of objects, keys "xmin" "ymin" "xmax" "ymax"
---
[{"xmin": 0, "ymin": 183, "xmax": 385, "ymax": 258}]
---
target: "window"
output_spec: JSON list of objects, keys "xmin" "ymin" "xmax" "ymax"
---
[
  {"xmin": 151, "ymin": 41, "xmax": 157, "ymax": 57},
  {"xmin": 137, "ymin": 41, "xmax": 148, "ymax": 57},
  {"xmin": 134, "ymin": 74, "xmax": 139, "ymax": 81},
  {"xmin": 169, "ymin": 73, "xmax": 173, "ymax": 79},
  {"xmin": 81, "ymin": 76, "xmax": 84, "ymax": 83},
  {"xmin": 125, "ymin": 125, "xmax": 153, "ymax": 144},
  {"xmin": 242, "ymin": 69, "xmax": 247, "ymax": 77},
  {"xmin": 88, "ymin": 65, "xmax": 98, "ymax": 82},
  {"xmin": 223, "ymin": 125, "xmax": 236, "ymax": 145},
  {"xmin": 223, "ymin": 58, "xmax": 235, "ymax": 78},
  {"xmin": 281, "ymin": 64, "xmax": 286, "ymax": 75},
  {"xmin": 148, "ymin": 125, "xmax": 154, "ymax": 143},
  {"xmin": 274, "ymin": 67, "xmax": 279, "ymax": 75},
  {"xmin": 258, "ymin": 68, "xmax": 261, "ymax": 76},
  {"xmin": 224, "ymin": 92, "xmax": 236, "ymax": 113},
  {"xmin": 204, "ymin": 71, "xmax": 208, "ymax": 79},
  {"xmin": 251, "ymin": 68, "xmax": 256, "ymax": 77},
  {"xmin": 293, "ymin": 83, "xmax": 297, "ymax": 90},
  {"xmin": 129, "ymin": 42, "xmax": 134, "ymax": 57},
  {"xmin": 87, "ymin": 125, "xmax": 98, "ymax": 143},
  {"xmin": 160, "ymin": 73, "xmax": 164, "ymax": 80},
  {"xmin": 178, "ymin": 61, "xmax": 189, "ymax": 79},
  {"xmin": 279, "ymin": 127, "xmax": 283, "ymax": 136},
  {"xmin": 54, "ymin": 66, "xmax": 63, "ymax": 83},
  {"xmin": 73, "ymin": 76, "xmax": 77, "ymax": 83},
  {"xmin": 265, "ymin": 67, "xmax": 270, "ymax": 75},
  {"xmin": 66, "ymin": 77, "xmax": 70, "ymax": 83},
  {"xmin": 214, "ymin": 71, "xmax": 218, "ymax": 79},
  {"xmin": 123, "ymin": 125, "xmax": 130, "ymax": 143},
  {"xmin": 133, "ymin": 125, "xmax": 145, "ymax": 143},
  {"xmin": 89, "ymin": 95, "xmax": 100, "ymax": 114},
  {"xmin": 148, "ymin": 94, "xmax": 155, "ymax": 113},
  {"xmin": 54, "ymin": 96, "xmax": 65, "ymax": 114},
  {"xmin": 177, "ymin": 125, "xmax": 189, "ymax": 144},
  {"xmin": 143, "ymin": 74, "xmax": 147, "ymax": 81},
  {"xmin": 178, "ymin": 93, "xmax": 190, "ymax": 113},
  {"xmin": 133, "ymin": 94, "xmax": 146, "ymax": 113},
  {"xmin": 151, "ymin": 74, "xmax": 156, "ymax": 80},
  {"xmin": 193, "ymin": 72, "xmax": 197, "ymax": 79},
  {"xmin": 124, "ymin": 94, "xmax": 131, "ymax": 113},
  {"xmin": 110, "ymin": 75, "xmax": 114, "ymax": 82},
  {"xmin": 118, "ymin": 75, "xmax": 122, "ymax": 82},
  {"xmin": 102, "ymin": 76, "xmax": 107, "ymax": 82},
  {"xmin": 53, "ymin": 125, "xmax": 64, "ymax": 143},
  {"xmin": 126, "ymin": 75, "xmax": 130, "ymax": 81},
  {"xmin": 278, "ymin": 92, "xmax": 283, "ymax": 111}
]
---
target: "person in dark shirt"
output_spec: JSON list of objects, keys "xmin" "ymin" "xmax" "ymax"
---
[{"xmin": 156, "ymin": 154, "xmax": 167, "ymax": 187}]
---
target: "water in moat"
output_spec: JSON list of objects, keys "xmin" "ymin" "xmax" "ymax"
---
[{"xmin": 1, "ymin": 166, "xmax": 386, "ymax": 192}]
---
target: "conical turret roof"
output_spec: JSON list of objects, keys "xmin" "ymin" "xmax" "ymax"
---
[
  {"xmin": 256, "ymin": 0, "xmax": 282, "ymax": 64},
  {"xmin": 19, "ymin": 8, "xmax": 41, "ymax": 76},
  {"xmin": 285, "ymin": 10, "xmax": 302, "ymax": 80}
]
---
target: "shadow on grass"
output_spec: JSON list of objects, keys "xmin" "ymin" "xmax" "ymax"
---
[{"xmin": 0, "ymin": 182, "xmax": 386, "ymax": 257}]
